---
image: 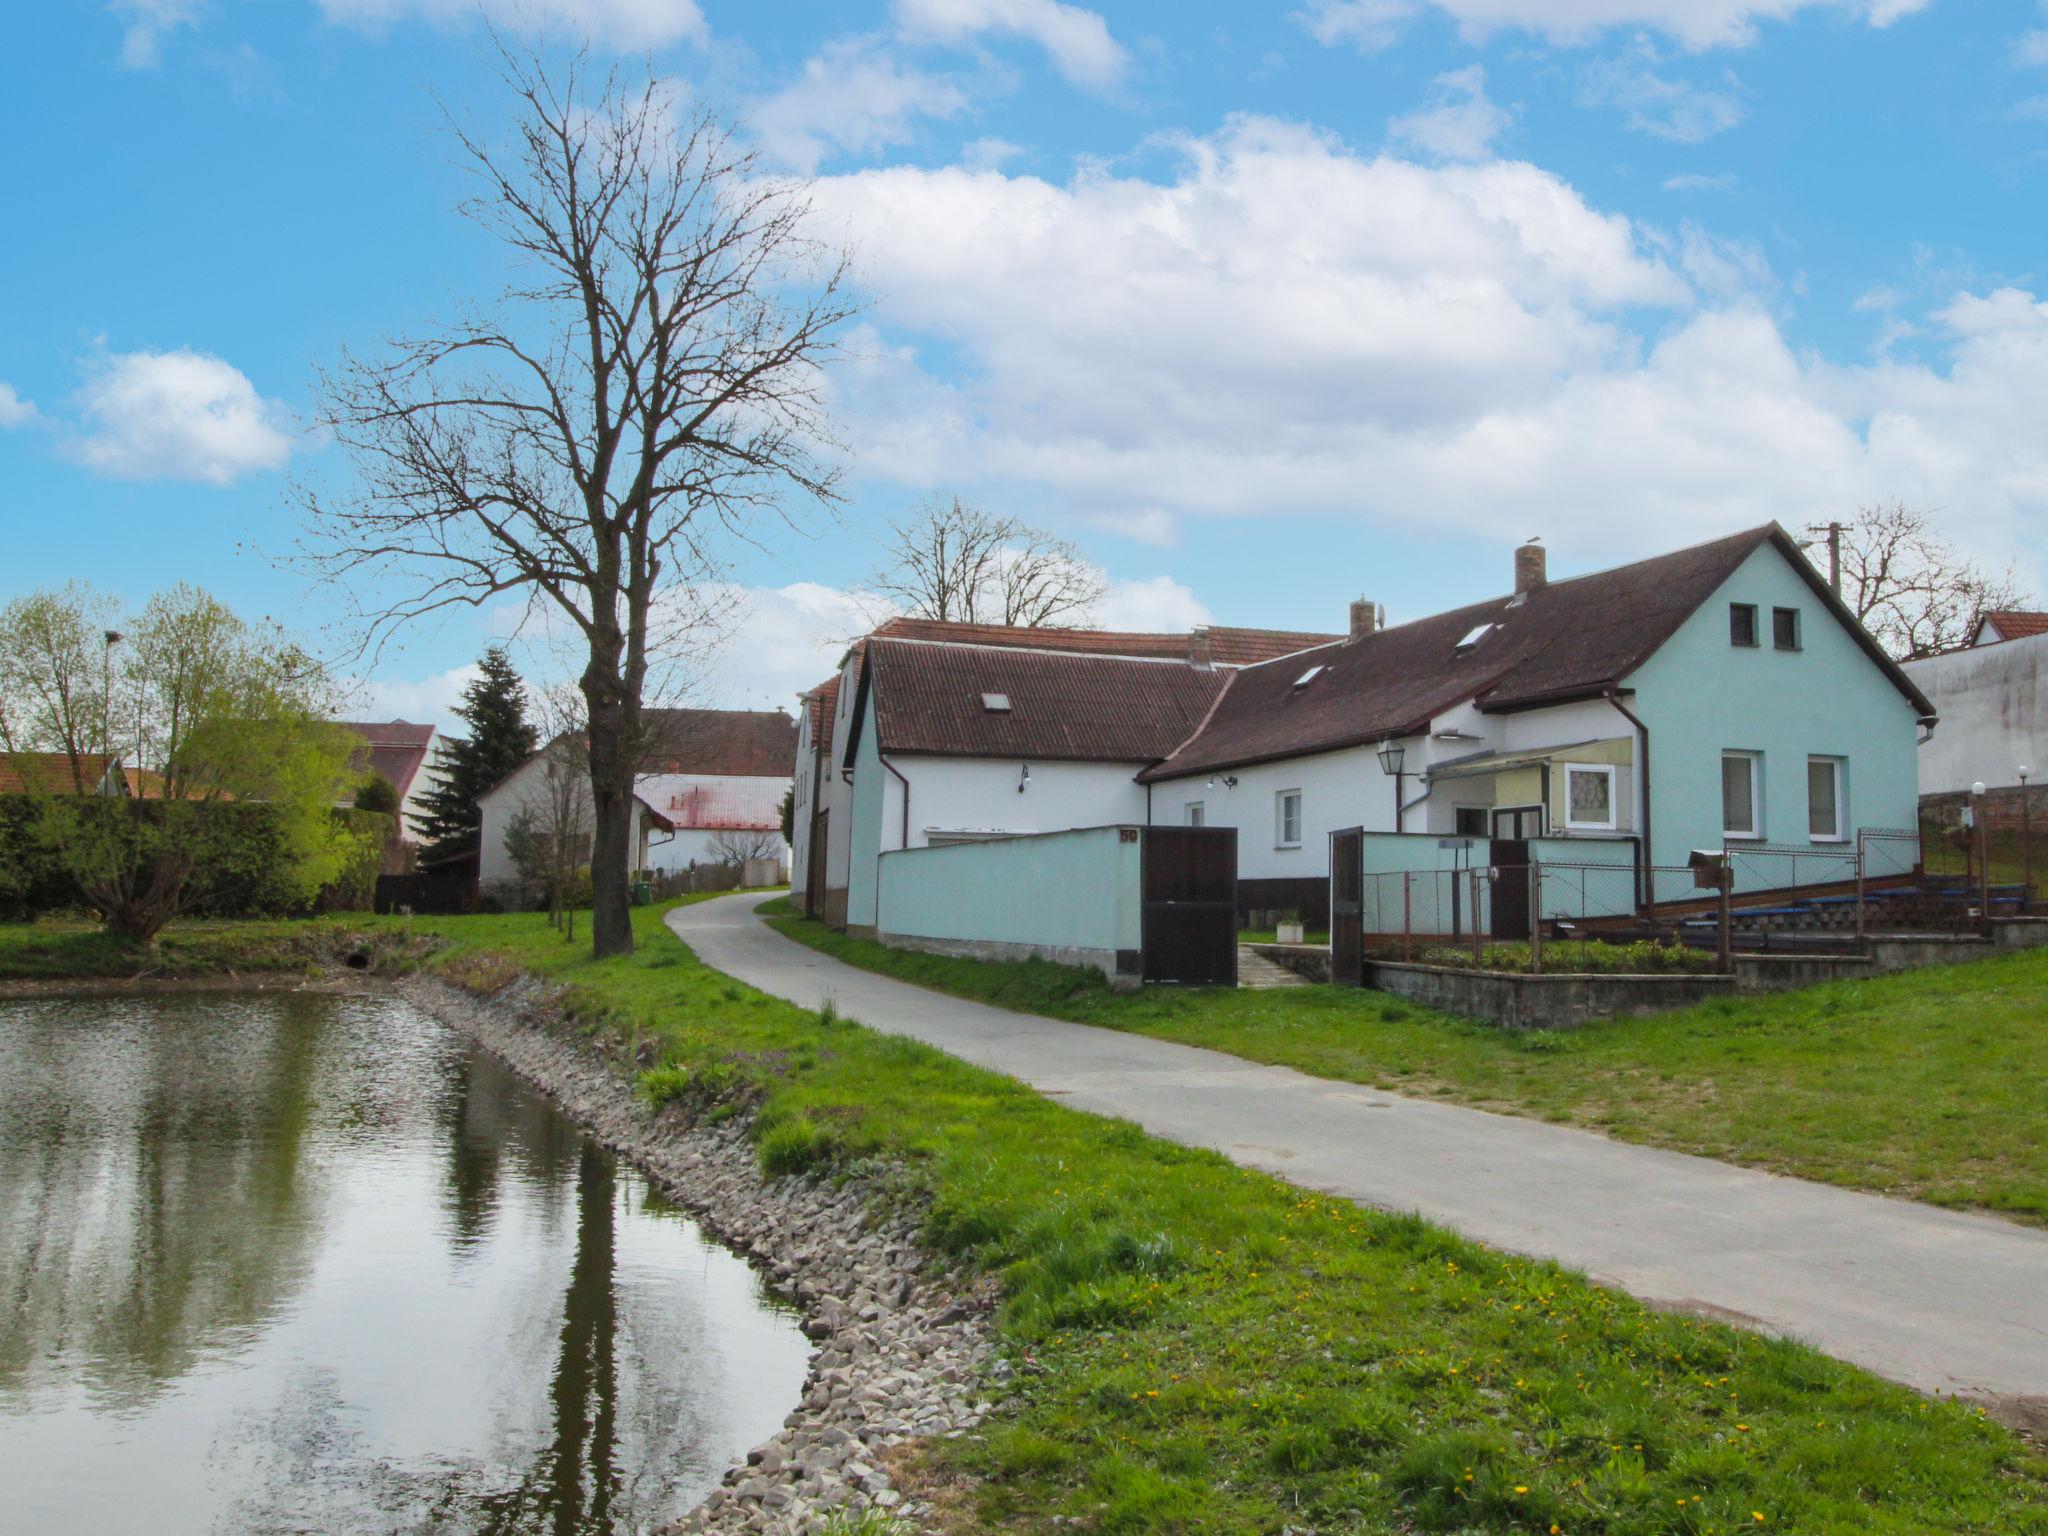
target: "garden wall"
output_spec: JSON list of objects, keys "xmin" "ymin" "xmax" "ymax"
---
[{"xmin": 1363, "ymin": 959, "xmax": 1735, "ymax": 1029}]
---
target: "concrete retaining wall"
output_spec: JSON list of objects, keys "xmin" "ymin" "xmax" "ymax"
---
[
  {"xmin": 1363, "ymin": 960, "xmax": 1736, "ymax": 1029},
  {"xmin": 875, "ymin": 825, "xmax": 1143, "ymax": 986}
]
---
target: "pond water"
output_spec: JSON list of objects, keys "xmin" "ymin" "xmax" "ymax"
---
[{"xmin": 0, "ymin": 989, "xmax": 810, "ymax": 1535}]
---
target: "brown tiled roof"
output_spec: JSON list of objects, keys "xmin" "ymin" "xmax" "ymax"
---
[
  {"xmin": 867, "ymin": 616, "xmax": 1338, "ymax": 667},
  {"xmin": 0, "ymin": 752, "xmax": 120, "ymax": 796},
  {"xmin": 1142, "ymin": 524, "xmax": 1935, "ymax": 782},
  {"xmin": 642, "ymin": 708, "xmax": 797, "ymax": 778},
  {"xmin": 851, "ymin": 639, "xmax": 1228, "ymax": 764},
  {"xmin": 1982, "ymin": 611, "xmax": 2048, "ymax": 642},
  {"xmin": 337, "ymin": 720, "xmax": 437, "ymax": 799},
  {"xmin": 802, "ymin": 675, "xmax": 843, "ymax": 757}
]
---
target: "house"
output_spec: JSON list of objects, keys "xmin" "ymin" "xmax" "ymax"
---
[
  {"xmin": 634, "ymin": 708, "xmax": 797, "ymax": 876},
  {"xmin": 475, "ymin": 707, "xmax": 796, "ymax": 899},
  {"xmin": 1139, "ymin": 526, "xmax": 1936, "ymax": 920},
  {"xmin": 0, "ymin": 752, "xmax": 139, "ymax": 797},
  {"xmin": 476, "ymin": 737, "xmax": 676, "ymax": 897},
  {"xmin": 1902, "ymin": 625, "xmax": 2046, "ymax": 798},
  {"xmin": 1972, "ymin": 611, "xmax": 2048, "ymax": 647},
  {"xmin": 793, "ymin": 617, "xmax": 1342, "ymax": 927},
  {"xmin": 336, "ymin": 720, "xmax": 446, "ymax": 841}
]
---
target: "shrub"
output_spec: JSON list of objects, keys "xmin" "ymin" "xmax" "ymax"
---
[
  {"xmin": 637, "ymin": 1065, "xmax": 693, "ymax": 1109},
  {"xmin": 353, "ymin": 773, "xmax": 400, "ymax": 814},
  {"xmin": 758, "ymin": 1113, "xmax": 831, "ymax": 1175}
]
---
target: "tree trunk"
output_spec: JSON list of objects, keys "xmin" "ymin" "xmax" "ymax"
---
[{"xmin": 584, "ymin": 668, "xmax": 637, "ymax": 960}]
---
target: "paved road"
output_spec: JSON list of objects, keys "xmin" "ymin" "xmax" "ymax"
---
[{"xmin": 671, "ymin": 895, "xmax": 2048, "ymax": 1408}]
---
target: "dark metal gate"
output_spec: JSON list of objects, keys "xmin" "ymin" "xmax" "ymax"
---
[
  {"xmin": 1141, "ymin": 826, "xmax": 1238, "ymax": 985},
  {"xmin": 1330, "ymin": 827, "xmax": 1363, "ymax": 985},
  {"xmin": 1490, "ymin": 839, "xmax": 1531, "ymax": 940}
]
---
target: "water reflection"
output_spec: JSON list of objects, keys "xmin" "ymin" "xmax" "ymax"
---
[{"xmin": 0, "ymin": 990, "xmax": 809, "ymax": 1535}]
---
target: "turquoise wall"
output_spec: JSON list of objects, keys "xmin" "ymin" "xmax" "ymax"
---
[
  {"xmin": 846, "ymin": 685, "xmax": 887, "ymax": 928},
  {"xmin": 1359, "ymin": 832, "xmax": 1493, "ymax": 934},
  {"xmin": 876, "ymin": 826, "xmax": 1143, "ymax": 955},
  {"xmin": 1625, "ymin": 543, "xmax": 1922, "ymax": 888}
]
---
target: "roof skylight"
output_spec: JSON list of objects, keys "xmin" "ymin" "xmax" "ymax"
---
[
  {"xmin": 1292, "ymin": 665, "xmax": 1325, "ymax": 688},
  {"xmin": 1456, "ymin": 624, "xmax": 1493, "ymax": 650},
  {"xmin": 981, "ymin": 692, "xmax": 1012, "ymax": 713}
]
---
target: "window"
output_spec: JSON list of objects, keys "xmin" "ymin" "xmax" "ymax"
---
[
  {"xmin": 1454, "ymin": 806, "xmax": 1488, "ymax": 837},
  {"xmin": 1807, "ymin": 757, "xmax": 1844, "ymax": 841},
  {"xmin": 981, "ymin": 692, "xmax": 1011, "ymax": 713},
  {"xmin": 1456, "ymin": 624, "xmax": 1493, "ymax": 650},
  {"xmin": 1563, "ymin": 764, "xmax": 1617, "ymax": 831},
  {"xmin": 1292, "ymin": 664, "xmax": 1325, "ymax": 688},
  {"xmin": 1773, "ymin": 607, "xmax": 1801, "ymax": 650},
  {"xmin": 1729, "ymin": 603, "xmax": 1759, "ymax": 647},
  {"xmin": 1722, "ymin": 751, "xmax": 1761, "ymax": 839},
  {"xmin": 1276, "ymin": 790, "xmax": 1302, "ymax": 848},
  {"xmin": 1186, "ymin": 802, "xmax": 1205, "ymax": 827}
]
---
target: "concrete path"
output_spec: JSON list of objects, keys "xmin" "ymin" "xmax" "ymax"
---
[{"xmin": 670, "ymin": 895, "xmax": 2048, "ymax": 1410}]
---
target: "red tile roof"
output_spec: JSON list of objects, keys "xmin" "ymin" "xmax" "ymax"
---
[
  {"xmin": 642, "ymin": 708, "xmax": 798, "ymax": 778},
  {"xmin": 0, "ymin": 752, "xmax": 121, "ymax": 796},
  {"xmin": 802, "ymin": 675, "xmax": 844, "ymax": 758},
  {"xmin": 852, "ymin": 639, "xmax": 1229, "ymax": 764},
  {"xmin": 1142, "ymin": 524, "xmax": 1935, "ymax": 782},
  {"xmin": 1982, "ymin": 611, "xmax": 2048, "ymax": 642},
  {"xmin": 867, "ymin": 616, "xmax": 1338, "ymax": 667},
  {"xmin": 643, "ymin": 775, "xmax": 786, "ymax": 830},
  {"xmin": 337, "ymin": 720, "xmax": 437, "ymax": 800}
]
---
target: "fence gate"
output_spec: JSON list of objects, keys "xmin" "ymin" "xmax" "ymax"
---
[
  {"xmin": 1141, "ymin": 826, "xmax": 1238, "ymax": 985},
  {"xmin": 1490, "ymin": 839, "xmax": 1532, "ymax": 940},
  {"xmin": 1330, "ymin": 827, "xmax": 1363, "ymax": 984}
]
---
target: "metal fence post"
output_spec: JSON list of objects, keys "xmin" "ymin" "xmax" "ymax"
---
[
  {"xmin": 1529, "ymin": 860, "xmax": 1542, "ymax": 975},
  {"xmin": 1402, "ymin": 872, "xmax": 1412, "ymax": 962},
  {"xmin": 1855, "ymin": 836, "xmax": 1867, "ymax": 948},
  {"xmin": 1471, "ymin": 870, "xmax": 1484, "ymax": 965},
  {"xmin": 1718, "ymin": 879, "xmax": 1733, "ymax": 975}
]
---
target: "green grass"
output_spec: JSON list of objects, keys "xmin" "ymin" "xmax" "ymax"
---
[
  {"xmin": 1407, "ymin": 940, "xmax": 1721, "ymax": 975},
  {"xmin": 371, "ymin": 899, "xmax": 2048, "ymax": 1535},
  {"xmin": 763, "ymin": 905, "xmax": 2048, "ymax": 1225},
  {"xmin": 1238, "ymin": 927, "xmax": 1330, "ymax": 946},
  {"xmin": 0, "ymin": 916, "xmax": 341, "ymax": 981}
]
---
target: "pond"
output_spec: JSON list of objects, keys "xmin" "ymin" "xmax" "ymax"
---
[{"xmin": 0, "ymin": 988, "xmax": 810, "ymax": 1535}]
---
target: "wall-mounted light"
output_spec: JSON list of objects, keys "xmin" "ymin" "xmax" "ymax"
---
[
  {"xmin": 1018, "ymin": 763, "xmax": 1030, "ymax": 793},
  {"xmin": 1376, "ymin": 739, "xmax": 1406, "ymax": 777}
]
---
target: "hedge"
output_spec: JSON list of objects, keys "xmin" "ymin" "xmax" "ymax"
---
[{"xmin": 0, "ymin": 795, "xmax": 390, "ymax": 922}]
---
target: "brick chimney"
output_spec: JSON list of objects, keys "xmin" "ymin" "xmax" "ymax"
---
[
  {"xmin": 1349, "ymin": 598, "xmax": 1382, "ymax": 638},
  {"xmin": 1515, "ymin": 539, "xmax": 1547, "ymax": 595},
  {"xmin": 1188, "ymin": 625, "xmax": 1213, "ymax": 667}
]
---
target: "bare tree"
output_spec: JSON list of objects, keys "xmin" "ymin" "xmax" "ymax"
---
[
  {"xmin": 299, "ymin": 50, "xmax": 858, "ymax": 957},
  {"xmin": 504, "ymin": 689, "xmax": 595, "ymax": 939},
  {"xmin": 706, "ymin": 827, "xmax": 781, "ymax": 867},
  {"xmin": 867, "ymin": 495, "xmax": 1104, "ymax": 628},
  {"xmin": 1835, "ymin": 501, "xmax": 2032, "ymax": 660}
]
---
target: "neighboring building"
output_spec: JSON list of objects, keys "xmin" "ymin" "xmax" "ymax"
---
[
  {"xmin": 476, "ymin": 739, "xmax": 676, "ymax": 895},
  {"xmin": 1973, "ymin": 611, "xmax": 2048, "ymax": 647},
  {"xmin": 794, "ymin": 618, "xmax": 1342, "ymax": 927},
  {"xmin": 1140, "ymin": 527, "xmax": 1934, "ymax": 916},
  {"xmin": 635, "ymin": 708, "xmax": 797, "ymax": 876},
  {"xmin": 336, "ymin": 720, "xmax": 444, "ymax": 841},
  {"xmin": 475, "ymin": 707, "xmax": 796, "ymax": 897},
  {"xmin": 1903, "ymin": 628, "xmax": 2046, "ymax": 796},
  {"xmin": 0, "ymin": 752, "xmax": 136, "ymax": 797}
]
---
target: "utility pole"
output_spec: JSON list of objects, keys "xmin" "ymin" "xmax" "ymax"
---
[{"xmin": 1805, "ymin": 521, "xmax": 1846, "ymax": 596}]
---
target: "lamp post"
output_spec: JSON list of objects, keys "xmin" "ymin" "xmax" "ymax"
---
[
  {"xmin": 1972, "ymin": 780, "xmax": 1990, "ymax": 925},
  {"xmin": 1376, "ymin": 738, "xmax": 1407, "ymax": 834},
  {"xmin": 2021, "ymin": 767, "xmax": 2034, "ymax": 906}
]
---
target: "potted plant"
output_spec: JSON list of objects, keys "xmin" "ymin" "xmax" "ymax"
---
[{"xmin": 1276, "ymin": 909, "xmax": 1305, "ymax": 945}]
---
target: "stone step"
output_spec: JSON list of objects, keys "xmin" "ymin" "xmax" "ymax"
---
[{"xmin": 1236, "ymin": 945, "xmax": 1310, "ymax": 990}]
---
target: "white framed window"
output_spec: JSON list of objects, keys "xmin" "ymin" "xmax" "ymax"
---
[
  {"xmin": 1563, "ymin": 763, "xmax": 1617, "ymax": 831},
  {"xmin": 1807, "ymin": 757, "xmax": 1845, "ymax": 842},
  {"xmin": 1276, "ymin": 789, "xmax": 1303, "ymax": 848},
  {"xmin": 1185, "ymin": 801, "xmax": 1206, "ymax": 827},
  {"xmin": 1722, "ymin": 751, "xmax": 1762, "ymax": 840}
]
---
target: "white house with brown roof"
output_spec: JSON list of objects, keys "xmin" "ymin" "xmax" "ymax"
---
[{"xmin": 336, "ymin": 720, "xmax": 447, "ymax": 843}]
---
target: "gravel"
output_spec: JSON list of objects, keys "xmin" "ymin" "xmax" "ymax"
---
[{"xmin": 402, "ymin": 974, "xmax": 1001, "ymax": 1536}]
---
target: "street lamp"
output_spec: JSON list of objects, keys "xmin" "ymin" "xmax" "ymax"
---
[
  {"xmin": 1972, "ymin": 780, "xmax": 1990, "ymax": 923},
  {"xmin": 1377, "ymin": 739, "xmax": 1408, "ymax": 833},
  {"xmin": 2021, "ymin": 766, "xmax": 2034, "ymax": 905}
]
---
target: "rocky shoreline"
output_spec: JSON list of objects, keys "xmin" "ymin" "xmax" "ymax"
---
[{"xmin": 401, "ymin": 974, "xmax": 1003, "ymax": 1535}]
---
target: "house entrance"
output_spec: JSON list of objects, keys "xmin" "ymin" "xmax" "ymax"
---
[
  {"xmin": 1141, "ymin": 826, "xmax": 1238, "ymax": 985},
  {"xmin": 1330, "ymin": 827, "xmax": 1363, "ymax": 985}
]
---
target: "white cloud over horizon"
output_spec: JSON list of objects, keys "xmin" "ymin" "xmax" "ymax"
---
[
  {"xmin": 892, "ymin": 0, "xmax": 1126, "ymax": 89},
  {"xmin": 1296, "ymin": 0, "xmax": 1931, "ymax": 52},
  {"xmin": 314, "ymin": 0, "xmax": 706, "ymax": 48},
  {"xmin": 67, "ymin": 349, "xmax": 294, "ymax": 486},
  {"xmin": 113, "ymin": 0, "xmax": 203, "ymax": 68},
  {"xmin": 0, "ymin": 383, "xmax": 37, "ymax": 428},
  {"xmin": 750, "ymin": 36, "xmax": 970, "ymax": 173},
  {"xmin": 1388, "ymin": 65, "xmax": 1514, "ymax": 160},
  {"xmin": 797, "ymin": 115, "xmax": 2048, "ymax": 567}
]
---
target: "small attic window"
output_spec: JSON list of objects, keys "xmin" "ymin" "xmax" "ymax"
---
[
  {"xmin": 1292, "ymin": 665, "xmax": 1325, "ymax": 689},
  {"xmin": 1456, "ymin": 624, "xmax": 1493, "ymax": 650},
  {"xmin": 981, "ymin": 692, "xmax": 1012, "ymax": 713}
]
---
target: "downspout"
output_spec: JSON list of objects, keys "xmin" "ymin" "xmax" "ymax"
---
[
  {"xmin": 878, "ymin": 753, "xmax": 911, "ymax": 931},
  {"xmin": 1604, "ymin": 689, "xmax": 1651, "ymax": 915}
]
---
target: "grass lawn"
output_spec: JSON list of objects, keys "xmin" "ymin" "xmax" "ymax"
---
[
  {"xmin": 0, "ymin": 915, "xmax": 343, "ymax": 981},
  {"xmin": 762, "ymin": 903, "xmax": 2048, "ymax": 1226},
  {"xmin": 372, "ymin": 899, "xmax": 2043, "ymax": 1534}
]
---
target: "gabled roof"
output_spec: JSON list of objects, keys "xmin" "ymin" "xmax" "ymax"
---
[
  {"xmin": 337, "ymin": 720, "xmax": 436, "ymax": 800},
  {"xmin": 1142, "ymin": 524, "xmax": 1936, "ymax": 782},
  {"xmin": 866, "ymin": 616, "xmax": 1339, "ymax": 667},
  {"xmin": 1980, "ymin": 611, "xmax": 2048, "ymax": 644},
  {"xmin": 846, "ymin": 638, "xmax": 1229, "ymax": 765},
  {"xmin": 0, "ymin": 752, "xmax": 122, "ymax": 796},
  {"xmin": 641, "ymin": 708, "xmax": 797, "ymax": 778},
  {"xmin": 642, "ymin": 776, "xmax": 786, "ymax": 831},
  {"xmin": 801, "ymin": 675, "xmax": 843, "ymax": 758}
]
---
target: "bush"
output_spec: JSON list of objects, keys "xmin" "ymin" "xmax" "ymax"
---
[
  {"xmin": 757, "ymin": 1113, "xmax": 832, "ymax": 1175},
  {"xmin": 1414, "ymin": 938, "xmax": 1714, "ymax": 975},
  {"xmin": 637, "ymin": 1065, "xmax": 694, "ymax": 1109},
  {"xmin": 353, "ymin": 773, "xmax": 400, "ymax": 814}
]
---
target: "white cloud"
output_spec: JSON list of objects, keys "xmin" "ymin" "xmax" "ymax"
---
[
  {"xmin": 68, "ymin": 349, "xmax": 293, "ymax": 486},
  {"xmin": 1663, "ymin": 171, "xmax": 1739, "ymax": 192},
  {"xmin": 1388, "ymin": 65, "xmax": 1513, "ymax": 161},
  {"xmin": 2011, "ymin": 28, "xmax": 2048, "ymax": 68},
  {"xmin": 893, "ymin": 0, "xmax": 1126, "ymax": 89},
  {"xmin": 113, "ymin": 0, "xmax": 203, "ymax": 68},
  {"xmin": 1296, "ymin": 0, "xmax": 1927, "ymax": 52},
  {"xmin": 0, "ymin": 383, "xmax": 36, "ymax": 428},
  {"xmin": 800, "ymin": 118, "xmax": 2048, "ymax": 566},
  {"xmin": 1579, "ymin": 45, "xmax": 1748, "ymax": 141},
  {"xmin": 962, "ymin": 135, "xmax": 1026, "ymax": 169},
  {"xmin": 1095, "ymin": 574, "xmax": 1209, "ymax": 631},
  {"xmin": 315, "ymin": 0, "xmax": 706, "ymax": 49},
  {"xmin": 750, "ymin": 37, "xmax": 969, "ymax": 173},
  {"xmin": 347, "ymin": 663, "xmax": 483, "ymax": 732}
]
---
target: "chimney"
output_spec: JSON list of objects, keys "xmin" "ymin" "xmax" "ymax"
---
[
  {"xmin": 1188, "ymin": 625, "xmax": 1213, "ymax": 668},
  {"xmin": 1515, "ymin": 539, "xmax": 1547, "ymax": 595},
  {"xmin": 1349, "ymin": 598, "xmax": 1382, "ymax": 638}
]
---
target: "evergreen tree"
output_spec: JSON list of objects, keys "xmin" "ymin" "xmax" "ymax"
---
[{"xmin": 416, "ymin": 647, "xmax": 538, "ymax": 860}]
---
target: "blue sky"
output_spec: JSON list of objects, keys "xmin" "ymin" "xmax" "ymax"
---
[{"xmin": 4, "ymin": 0, "xmax": 2046, "ymax": 725}]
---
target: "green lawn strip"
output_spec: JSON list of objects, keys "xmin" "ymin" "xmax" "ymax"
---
[
  {"xmin": 761, "ymin": 903, "xmax": 2048, "ymax": 1225},
  {"xmin": 0, "ymin": 916, "xmax": 339, "ymax": 980},
  {"xmin": 405, "ymin": 902, "xmax": 2040, "ymax": 1534}
]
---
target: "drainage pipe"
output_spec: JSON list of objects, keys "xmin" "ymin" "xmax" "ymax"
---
[{"xmin": 1604, "ymin": 689, "xmax": 1652, "ymax": 916}]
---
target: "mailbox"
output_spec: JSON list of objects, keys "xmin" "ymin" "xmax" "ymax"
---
[{"xmin": 1689, "ymin": 849, "xmax": 1732, "ymax": 892}]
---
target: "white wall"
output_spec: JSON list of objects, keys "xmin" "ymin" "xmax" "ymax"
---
[
  {"xmin": 790, "ymin": 704, "xmax": 820, "ymax": 900},
  {"xmin": 822, "ymin": 653, "xmax": 861, "ymax": 894},
  {"xmin": 886, "ymin": 755, "xmax": 1150, "ymax": 847},
  {"xmin": 635, "ymin": 770, "xmax": 790, "ymax": 876},
  {"xmin": 478, "ymin": 754, "xmax": 550, "ymax": 886},
  {"xmin": 1148, "ymin": 743, "xmax": 1392, "ymax": 881},
  {"xmin": 1904, "ymin": 633, "xmax": 2047, "ymax": 795}
]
